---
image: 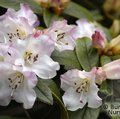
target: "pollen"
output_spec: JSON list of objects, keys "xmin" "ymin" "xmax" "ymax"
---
[
  {"xmin": 24, "ymin": 51, "xmax": 39, "ymax": 65},
  {"xmin": 7, "ymin": 28, "xmax": 27, "ymax": 41},
  {"xmin": 74, "ymin": 78, "xmax": 91, "ymax": 93},
  {"xmin": 8, "ymin": 72, "xmax": 24, "ymax": 90}
]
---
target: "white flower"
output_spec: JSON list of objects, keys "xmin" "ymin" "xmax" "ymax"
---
[
  {"xmin": 72, "ymin": 19, "xmax": 105, "ymax": 40},
  {"xmin": 60, "ymin": 69, "xmax": 102, "ymax": 111},
  {"xmin": 0, "ymin": 4, "xmax": 38, "ymax": 44},
  {"xmin": 0, "ymin": 62, "xmax": 37, "ymax": 109},
  {"xmin": 15, "ymin": 34, "xmax": 60, "ymax": 79},
  {"xmin": 46, "ymin": 20, "xmax": 76, "ymax": 52}
]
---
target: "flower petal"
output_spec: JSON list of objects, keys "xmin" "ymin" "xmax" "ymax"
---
[
  {"xmin": 62, "ymin": 87, "xmax": 87, "ymax": 111},
  {"xmin": 32, "ymin": 55, "xmax": 60, "ymax": 79},
  {"xmin": 13, "ymin": 72, "xmax": 37, "ymax": 109},
  {"xmin": 0, "ymin": 62, "xmax": 13, "ymax": 106},
  {"xmin": 88, "ymin": 83, "xmax": 102, "ymax": 108}
]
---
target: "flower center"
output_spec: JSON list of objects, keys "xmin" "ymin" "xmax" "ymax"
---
[
  {"xmin": 74, "ymin": 78, "xmax": 91, "ymax": 93},
  {"xmin": 24, "ymin": 51, "xmax": 38, "ymax": 65},
  {"xmin": 7, "ymin": 28, "xmax": 27, "ymax": 42},
  {"xmin": 8, "ymin": 72, "xmax": 24, "ymax": 90},
  {"xmin": 55, "ymin": 30, "xmax": 69, "ymax": 45}
]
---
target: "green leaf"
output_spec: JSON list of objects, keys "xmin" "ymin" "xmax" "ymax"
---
[
  {"xmin": 35, "ymin": 79, "xmax": 53, "ymax": 105},
  {"xmin": 0, "ymin": 0, "xmax": 42, "ymax": 14},
  {"xmin": 52, "ymin": 50, "xmax": 81, "ymax": 70},
  {"xmin": 111, "ymin": 55, "xmax": 120, "ymax": 60},
  {"xmin": 91, "ymin": 10, "xmax": 103, "ymax": 21},
  {"xmin": 41, "ymin": 79, "xmax": 69, "ymax": 119},
  {"xmin": 43, "ymin": 9, "xmax": 62, "ymax": 27},
  {"xmin": 63, "ymin": 1, "xmax": 93, "ymax": 21},
  {"xmin": 40, "ymin": 79, "xmax": 60, "ymax": 98},
  {"xmin": 75, "ymin": 37, "xmax": 99, "ymax": 71},
  {"xmin": 69, "ymin": 106, "xmax": 100, "ymax": 119},
  {"xmin": 100, "ymin": 80, "xmax": 112, "ymax": 95},
  {"xmin": 100, "ymin": 55, "xmax": 111, "ymax": 66}
]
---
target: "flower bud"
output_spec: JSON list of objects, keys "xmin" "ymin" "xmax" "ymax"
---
[
  {"xmin": 110, "ymin": 20, "xmax": 120, "ymax": 37},
  {"xmin": 92, "ymin": 31, "xmax": 106, "ymax": 50},
  {"xmin": 34, "ymin": 0, "xmax": 70, "ymax": 14},
  {"xmin": 107, "ymin": 35, "xmax": 120, "ymax": 55},
  {"xmin": 103, "ymin": 0, "xmax": 120, "ymax": 19}
]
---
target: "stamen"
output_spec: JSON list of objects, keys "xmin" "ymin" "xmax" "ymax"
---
[
  {"xmin": 74, "ymin": 78, "xmax": 91, "ymax": 93},
  {"xmin": 24, "ymin": 51, "xmax": 39, "ymax": 64},
  {"xmin": 8, "ymin": 72, "xmax": 24, "ymax": 91}
]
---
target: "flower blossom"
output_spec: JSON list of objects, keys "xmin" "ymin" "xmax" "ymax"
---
[
  {"xmin": 0, "ymin": 4, "xmax": 38, "ymax": 44},
  {"xmin": 15, "ymin": 34, "xmax": 60, "ymax": 79},
  {"xmin": 0, "ymin": 62, "xmax": 37, "ymax": 109},
  {"xmin": 45, "ymin": 20, "xmax": 76, "ymax": 52},
  {"xmin": 60, "ymin": 69, "xmax": 102, "ymax": 111}
]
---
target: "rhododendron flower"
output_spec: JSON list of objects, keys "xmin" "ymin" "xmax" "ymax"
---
[
  {"xmin": 60, "ymin": 69, "xmax": 102, "ymax": 111},
  {"xmin": 0, "ymin": 4, "xmax": 38, "ymax": 44},
  {"xmin": 72, "ymin": 19, "xmax": 105, "ymax": 40},
  {"xmin": 15, "ymin": 34, "xmax": 60, "ymax": 79},
  {"xmin": 0, "ymin": 62, "xmax": 37, "ymax": 109},
  {"xmin": 46, "ymin": 20, "xmax": 76, "ymax": 52}
]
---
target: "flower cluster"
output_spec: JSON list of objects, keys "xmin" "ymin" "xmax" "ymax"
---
[
  {"xmin": 1, "ymin": 4, "xmax": 120, "ymax": 112},
  {"xmin": 0, "ymin": 4, "xmax": 59, "ymax": 109}
]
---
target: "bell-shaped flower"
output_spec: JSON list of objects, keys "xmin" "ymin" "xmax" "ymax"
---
[
  {"xmin": 45, "ymin": 20, "xmax": 76, "ymax": 52},
  {"xmin": 0, "ymin": 62, "xmax": 37, "ymax": 109},
  {"xmin": 60, "ymin": 69, "xmax": 102, "ymax": 111},
  {"xmin": 15, "ymin": 34, "xmax": 60, "ymax": 79}
]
